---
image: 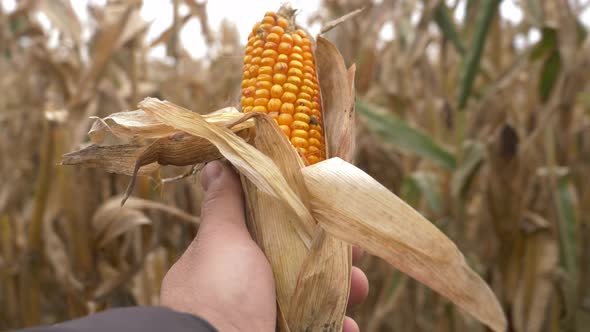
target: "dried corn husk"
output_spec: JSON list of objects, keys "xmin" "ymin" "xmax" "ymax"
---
[{"xmin": 62, "ymin": 31, "xmax": 507, "ymax": 332}]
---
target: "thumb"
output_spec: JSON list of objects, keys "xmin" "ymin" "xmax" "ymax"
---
[{"xmin": 197, "ymin": 160, "xmax": 250, "ymax": 242}]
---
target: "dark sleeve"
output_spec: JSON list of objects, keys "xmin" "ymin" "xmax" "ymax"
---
[{"xmin": 18, "ymin": 307, "xmax": 217, "ymax": 332}]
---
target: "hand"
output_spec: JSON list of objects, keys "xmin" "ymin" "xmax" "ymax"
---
[{"xmin": 160, "ymin": 161, "xmax": 369, "ymax": 332}]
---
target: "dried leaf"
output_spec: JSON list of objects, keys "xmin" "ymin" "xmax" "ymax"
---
[
  {"xmin": 316, "ymin": 37, "xmax": 356, "ymax": 162},
  {"xmin": 239, "ymin": 114, "xmax": 311, "ymax": 326},
  {"xmin": 92, "ymin": 195, "xmax": 199, "ymax": 248},
  {"xmin": 122, "ymin": 133, "xmax": 224, "ymax": 204},
  {"xmin": 320, "ymin": 8, "xmax": 365, "ymax": 34},
  {"xmin": 115, "ymin": 9, "xmax": 150, "ymax": 49},
  {"xmin": 92, "ymin": 198, "xmax": 152, "ymax": 248},
  {"xmin": 88, "ymin": 110, "xmax": 176, "ymax": 144},
  {"xmin": 512, "ymin": 228, "xmax": 558, "ymax": 332},
  {"xmin": 43, "ymin": 216, "xmax": 84, "ymax": 293},
  {"xmin": 302, "ymin": 158, "xmax": 507, "ymax": 332},
  {"xmin": 287, "ymin": 229, "xmax": 350, "ymax": 332},
  {"xmin": 88, "ymin": 107, "xmax": 247, "ymax": 144},
  {"xmin": 62, "ymin": 143, "xmax": 159, "ymax": 176},
  {"xmin": 37, "ymin": 0, "xmax": 81, "ymax": 45},
  {"xmin": 70, "ymin": 6, "xmax": 134, "ymax": 106},
  {"xmin": 63, "ymin": 109, "xmax": 254, "ymax": 181}
]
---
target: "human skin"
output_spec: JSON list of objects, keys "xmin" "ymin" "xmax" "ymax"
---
[{"xmin": 161, "ymin": 161, "xmax": 369, "ymax": 332}]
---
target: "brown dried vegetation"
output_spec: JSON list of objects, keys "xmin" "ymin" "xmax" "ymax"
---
[{"xmin": 0, "ymin": 0, "xmax": 589, "ymax": 331}]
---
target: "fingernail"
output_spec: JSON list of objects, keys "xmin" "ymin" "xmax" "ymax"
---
[{"xmin": 202, "ymin": 161, "xmax": 223, "ymax": 191}]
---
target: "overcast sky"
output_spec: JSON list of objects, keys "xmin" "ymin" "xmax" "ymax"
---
[{"xmin": 2, "ymin": 0, "xmax": 590, "ymax": 59}]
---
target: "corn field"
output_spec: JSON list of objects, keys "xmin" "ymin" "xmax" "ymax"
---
[{"xmin": 1, "ymin": 0, "xmax": 589, "ymax": 331}]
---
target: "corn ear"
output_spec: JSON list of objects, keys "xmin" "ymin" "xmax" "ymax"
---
[
  {"xmin": 241, "ymin": 7, "xmax": 326, "ymax": 166},
  {"xmin": 239, "ymin": 6, "xmax": 353, "ymax": 331}
]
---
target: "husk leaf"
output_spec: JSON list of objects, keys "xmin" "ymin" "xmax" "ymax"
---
[
  {"xmin": 88, "ymin": 107, "xmax": 248, "ymax": 144},
  {"xmin": 138, "ymin": 98, "xmax": 315, "ymax": 246},
  {"xmin": 302, "ymin": 157, "xmax": 508, "ymax": 332},
  {"xmin": 61, "ymin": 143, "xmax": 159, "ymax": 176},
  {"xmin": 238, "ymin": 114, "xmax": 312, "ymax": 328},
  {"xmin": 63, "ymin": 110, "xmax": 252, "ymax": 179},
  {"xmin": 286, "ymin": 229, "xmax": 350, "ymax": 331},
  {"xmin": 316, "ymin": 37, "xmax": 357, "ymax": 162}
]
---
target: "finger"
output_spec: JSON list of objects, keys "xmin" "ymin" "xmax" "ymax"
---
[
  {"xmin": 198, "ymin": 161, "xmax": 249, "ymax": 240},
  {"xmin": 342, "ymin": 316, "xmax": 359, "ymax": 332},
  {"xmin": 348, "ymin": 266, "xmax": 369, "ymax": 308},
  {"xmin": 352, "ymin": 246, "xmax": 364, "ymax": 263}
]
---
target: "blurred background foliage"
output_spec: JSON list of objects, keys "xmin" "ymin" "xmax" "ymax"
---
[{"xmin": 1, "ymin": 0, "xmax": 589, "ymax": 331}]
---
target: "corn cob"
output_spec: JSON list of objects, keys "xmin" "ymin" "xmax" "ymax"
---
[{"xmin": 241, "ymin": 10, "xmax": 326, "ymax": 165}]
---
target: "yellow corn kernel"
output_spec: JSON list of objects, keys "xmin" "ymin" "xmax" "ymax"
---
[
  {"xmin": 257, "ymin": 74, "xmax": 273, "ymax": 82},
  {"xmin": 268, "ymin": 98, "xmax": 282, "ymax": 112},
  {"xmin": 270, "ymin": 26, "xmax": 284, "ymax": 35},
  {"xmin": 270, "ymin": 85, "xmax": 284, "ymax": 98},
  {"xmin": 308, "ymin": 145, "xmax": 320, "ymax": 154},
  {"xmin": 277, "ymin": 54, "xmax": 289, "ymax": 62},
  {"xmin": 277, "ymin": 17, "xmax": 289, "ymax": 29},
  {"xmin": 252, "ymin": 105, "xmax": 267, "ymax": 113},
  {"xmin": 291, "ymin": 137, "xmax": 309, "ymax": 148},
  {"xmin": 290, "ymin": 53, "xmax": 303, "ymax": 62},
  {"xmin": 278, "ymin": 42, "xmax": 292, "ymax": 54},
  {"xmin": 291, "ymin": 121, "xmax": 309, "ymax": 131},
  {"xmin": 281, "ymin": 34, "xmax": 293, "ymax": 44},
  {"xmin": 306, "ymin": 155, "xmax": 319, "ymax": 165},
  {"xmin": 295, "ymin": 105, "xmax": 311, "ymax": 115},
  {"xmin": 287, "ymin": 76, "xmax": 301, "ymax": 86},
  {"xmin": 289, "ymin": 60, "xmax": 303, "ymax": 69},
  {"xmin": 274, "ymin": 62, "xmax": 288, "ymax": 73},
  {"xmin": 278, "ymin": 113, "xmax": 293, "ymax": 126},
  {"xmin": 242, "ymin": 97, "xmax": 254, "ymax": 107},
  {"xmin": 264, "ymin": 41, "xmax": 278, "ymax": 50},
  {"xmin": 279, "ymin": 125, "xmax": 291, "ymax": 137},
  {"xmin": 266, "ymin": 33, "xmax": 280, "ymax": 44},
  {"xmin": 261, "ymin": 57, "xmax": 275, "ymax": 67},
  {"xmin": 281, "ymin": 92, "xmax": 297, "ymax": 103},
  {"xmin": 294, "ymin": 112, "xmax": 310, "ymax": 123},
  {"xmin": 283, "ymin": 83, "xmax": 298, "ymax": 94},
  {"xmin": 255, "ymin": 80, "xmax": 272, "ymax": 90},
  {"xmin": 287, "ymin": 67, "xmax": 303, "ymax": 77},
  {"xmin": 309, "ymin": 138, "xmax": 322, "ymax": 147},
  {"xmin": 255, "ymin": 89, "xmax": 270, "ymax": 99},
  {"xmin": 292, "ymin": 129, "xmax": 309, "ymax": 139},
  {"xmin": 254, "ymin": 98, "xmax": 269, "ymax": 106},
  {"xmin": 262, "ymin": 16, "xmax": 275, "ymax": 24},
  {"xmin": 258, "ymin": 66, "xmax": 273, "ymax": 76},
  {"xmin": 292, "ymin": 33, "xmax": 303, "ymax": 46},
  {"xmin": 280, "ymin": 103, "xmax": 294, "ymax": 114},
  {"xmin": 295, "ymin": 99, "xmax": 312, "ymax": 109},
  {"xmin": 272, "ymin": 73, "xmax": 287, "ymax": 85},
  {"xmin": 309, "ymin": 129, "xmax": 322, "ymax": 140}
]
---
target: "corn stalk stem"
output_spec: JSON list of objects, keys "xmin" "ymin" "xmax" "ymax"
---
[
  {"xmin": 1, "ymin": 216, "xmax": 18, "ymax": 326},
  {"xmin": 22, "ymin": 119, "xmax": 57, "ymax": 325}
]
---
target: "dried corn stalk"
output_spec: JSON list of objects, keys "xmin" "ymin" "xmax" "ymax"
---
[{"xmin": 62, "ymin": 5, "xmax": 507, "ymax": 332}]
